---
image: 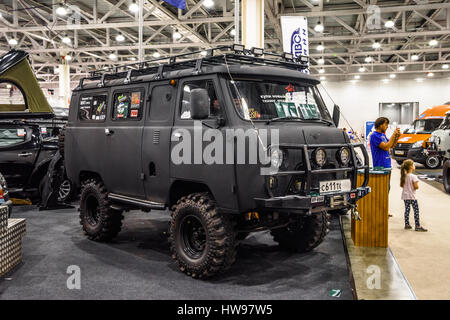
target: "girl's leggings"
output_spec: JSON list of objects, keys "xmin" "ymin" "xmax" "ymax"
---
[{"xmin": 404, "ymin": 200, "xmax": 420, "ymax": 227}]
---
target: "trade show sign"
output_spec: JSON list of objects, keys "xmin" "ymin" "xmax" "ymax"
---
[
  {"xmin": 280, "ymin": 16, "xmax": 309, "ymax": 73},
  {"xmin": 163, "ymin": 0, "xmax": 186, "ymax": 10}
]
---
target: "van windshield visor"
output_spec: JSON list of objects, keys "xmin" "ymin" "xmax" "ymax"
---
[{"xmin": 228, "ymin": 80, "xmax": 332, "ymax": 122}]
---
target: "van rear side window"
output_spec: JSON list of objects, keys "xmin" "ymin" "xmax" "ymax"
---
[
  {"xmin": 79, "ymin": 94, "xmax": 107, "ymax": 121},
  {"xmin": 112, "ymin": 90, "xmax": 143, "ymax": 120}
]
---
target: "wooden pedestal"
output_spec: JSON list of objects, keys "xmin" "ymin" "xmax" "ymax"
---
[{"xmin": 351, "ymin": 170, "xmax": 390, "ymax": 248}]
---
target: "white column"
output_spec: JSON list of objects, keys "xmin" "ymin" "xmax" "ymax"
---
[
  {"xmin": 58, "ymin": 63, "xmax": 71, "ymax": 109},
  {"xmin": 138, "ymin": 0, "xmax": 144, "ymax": 62},
  {"xmin": 241, "ymin": 0, "xmax": 264, "ymax": 49}
]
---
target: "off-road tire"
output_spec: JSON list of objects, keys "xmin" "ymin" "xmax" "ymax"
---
[
  {"xmin": 443, "ymin": 160, "xmax": 450, "ymax": 194},
  {"xmin": 79, "ymin": 179, "xmax": 123, "ymax": 242},
  {"xmin": 58, "ymin": 128, "xmax": 65, "ymax": 159},
  {"xmin": 169, "ymin": 193, "xmax": 237, "ymax": 279},
  {"xmin": 424, "ymin": 155, "xmax": 441, "ymax": 169},
  {"xmin": 329, "ymin": 208, "xmax": 348, "ymax": 216},
  {"xmin": 271, "ymin": 211, "xmax": 330, "ymax": 253}
]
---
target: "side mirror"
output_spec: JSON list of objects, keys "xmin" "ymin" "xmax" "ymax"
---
[
  {"xmin": 190, "ymin": 88, "xmax": 210, "ymax": 120},
  {"xmin": 332, "ymin": 104, "xmax": 340, "ymax": 127}
]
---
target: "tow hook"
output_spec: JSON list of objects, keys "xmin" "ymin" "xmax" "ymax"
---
[{"xmin": 350, "ymin": 204, "xmax": 361, "ymax": 221}]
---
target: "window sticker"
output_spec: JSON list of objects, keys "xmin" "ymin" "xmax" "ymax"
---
[
  {"xmin": 131, "ymin": 92, "xmax": 141, "ymax": 109},
  {"xmin": 79, "ymin": 95, "xmax": 107, "ymax": 121},
  {"xmin": 41, "ymin": 127, "xmax": 47, "ymax": 134},
  {"xmin": 298, "ymin": 103, "xmax": 319, "ymax": 119},
  {"xmin": 130, "ymin": 109, "xmax": 139, "ymax": 118},
  {"xmin": 116, "ymin": 94, "xmax": 129, "ymax": 119},
  {"xmin": 17, "ymin": 128, "xmax": 26, "ymax": 137}
]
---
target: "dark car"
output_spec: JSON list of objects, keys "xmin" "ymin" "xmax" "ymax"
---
[
  {"xmin": 0, "ymin": 116, "xmax": 74, "ymax": 203},
  {"xmin": 63, "ymin": 46, "xmax": 370, "ymax": 279}
]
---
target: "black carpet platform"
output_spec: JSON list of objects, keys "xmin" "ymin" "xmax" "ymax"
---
[{"xmin": 0, "ymin": 205, "xmax": 354, "ymax": 300}]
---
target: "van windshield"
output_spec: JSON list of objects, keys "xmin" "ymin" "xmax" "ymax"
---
[
  {"xmin": 404, "ymin": 119, "xmax": 443, "ymax": 134},
  {"xmin": 228, "ymin": 79, "xmax": 332, "ymax": 122}
]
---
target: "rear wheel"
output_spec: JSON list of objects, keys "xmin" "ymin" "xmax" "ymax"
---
[
  {"xmin": 425, "ymin": 155, "xmax": 441, "ymax": 169},
  {"xmin": 79, "ymin": 180, "xmax": 123, "ymax": 242},
  {"xmin": 443, "ymin": 160, "xmax": 450, "ymax": 194},
  {"xmin": 169, "ymin": 193, "xmax": 237, "ymax": 279},
  {"xmin": 271, "ymin": 211, "xmax": 330, "ymax": 253}
]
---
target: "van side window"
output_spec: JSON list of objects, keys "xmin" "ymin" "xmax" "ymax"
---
[
  {"xmin": 79, "ymin": 94, "xmax": 107, "ymax": 121},
  {"xmin": 149, "ymin": 85, "xmax": 175, "ymax": 121},
  {"xmin": 112, "ymin": 90, "xmax": 143, "ymax": 120},
  {"xmin": 180, "ymin": 80, "xmax": 221, "ymax": 119}
]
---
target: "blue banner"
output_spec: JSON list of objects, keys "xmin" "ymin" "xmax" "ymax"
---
[{"xmin": 164, "ymin": 0, "xmax": 186, "ymax": 10}]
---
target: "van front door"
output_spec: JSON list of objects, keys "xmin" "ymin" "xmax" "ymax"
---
[{"xmin": 141, "ymin": 82, "xmax": 176, "ymax": 204}]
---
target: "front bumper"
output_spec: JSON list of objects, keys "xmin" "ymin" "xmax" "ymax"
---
[
  {"xmin": 254, "ymin": 186, "xmax": 371, "ymax": 211},
  {"xmin": 392, "ymin": 147, "xmax": 427, "ymax": 163},
  {"xmin": 255, "ymin": 142, "xmax": 371, "ymax": 212}
]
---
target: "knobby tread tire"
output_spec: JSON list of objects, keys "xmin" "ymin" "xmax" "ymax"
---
[
  {"xmin": 270, "ymin": 211, "xmax": 330, "ymax": 253},
  {"xmin": 169, "ymin": 192, "xmax": 237, "ymax": 279},
  {"xmin": 79, "ymin": 179, "xmax": 123, "ymax": 242}
]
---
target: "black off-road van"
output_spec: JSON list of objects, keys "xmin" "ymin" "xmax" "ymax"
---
[{"xmin": 64, "ymin": 46, "xmax": 370, "ymax": 278}]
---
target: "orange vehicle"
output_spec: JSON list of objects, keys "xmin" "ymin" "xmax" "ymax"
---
[{"xmin": 392, "ymin": 104, "xmax": 450, "ymax": 169}]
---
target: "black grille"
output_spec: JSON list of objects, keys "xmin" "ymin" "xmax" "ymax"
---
[{"xmin": 396, "ymin": 143, "xmax": 412, "ymax": 149}]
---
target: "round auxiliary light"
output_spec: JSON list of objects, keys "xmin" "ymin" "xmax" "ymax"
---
[
  {"xmin": 313, "ymin": 148, "xmax": 327, "ymax": 167},
  {"xmin": 271, "ymin": 149, "xmax": 284, "ymax": 168},
  {"xmin": 337, "ymin": 147, "xmax": 351, "ymax": 166}
]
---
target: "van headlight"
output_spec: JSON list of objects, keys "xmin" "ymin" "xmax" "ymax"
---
[
  {"xmin": 313, "ymin": 148, "xmax": 327, "ymax": 167},
  {"xmin": 271, "ymin": 149, "xmax": 284, "ymax": 168},
  {"xmin": 337, "ymin": 147, "xmax": 351, "ymax": 166},
  {"xmin": 412, "ymin": 140, "xmax": 424, "ymax": 148}
]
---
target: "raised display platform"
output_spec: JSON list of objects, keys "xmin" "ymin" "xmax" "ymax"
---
[{"xmin": 0, "ymin": 205, "xmax": 26, "ymax": 277}]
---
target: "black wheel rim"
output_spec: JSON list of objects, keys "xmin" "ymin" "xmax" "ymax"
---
[
  {"xmin": 180, "ymin": 215, "xmax": 207, "ymax": 259},
  {"xmin": 85, "ymin": 195, "xmax": 100, "ymax": 226}
]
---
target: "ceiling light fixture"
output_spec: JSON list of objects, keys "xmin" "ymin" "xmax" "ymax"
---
[
  {"xmin": 364, "ymin": 56, "xmax": 373, "ymax": 63},
  {"xmin": 316, "ymin": 44, "xmax": 324, "ymax": 51},
  {"xmin": 62, "ymin": 36, "xmax": 71, "ymax": 44},
  {"xmin": 64, "ymin": 55, "xmax": 72, "ymax": 61},
  {"xmin": 442, "ymin": 64, "xmax": 449, "ymax": 69},
  {"xmin": 317, "ymin": 58, "xmax": 325, "ymax": 65},
  {"xmin": 372, "ymin": 41, "xmax": 381, "ymax": 49},
  {"xmin": 358, "ymin": 67, "xmax": 365, "ymax": 72},
  {"xmin": 314, "ymin": 21, "xmax": 324, "ymax": 33},
  {"xmin": 320, "ymin": 76, "xmax": 326, "ymax": 81},
  {"xmin": 411, "ymin": 54, "xmax": 419, "ymax": 61},
  {"xmin": 398, "ymin": 65, "xmax": 405, "ymax": 71},
  {"xmin": 429, "ymin": 38, "xmax": 438, "ymax": 47},
  {"xmin": 385, "ymin": 17, "xmax": 394, "ymax": 29},
  {"xmin": 153, "ymin": 51, "xmax": 160, "ymax": 58},
  {"xmin": 230, "ymin": 29, "xmax": 236, "ymax": 36},
  {"xmin": 116, "ymin": 34, "xmax": 125, "ymax": 42},
  {"xmin": 318, "ymin": 68, "xmax": 325, "ymax": 74},
  {"xmin": 8, "ymin": 38, "xmax": 18, "ymax": 46},
  {"xmin": 56, "ymin": 5, "xmax": 67, "ymax": 16},
  {"xmin": 354, "ymin": 75, "xmax": 360, "ymax": 79},
  {"xmin": 109, "ymin": 53, "xmax": 117, "ymax": 60},
  {"xmin": 173, "ymin": 31, "xmax": 182, "ymax": 40},
  {"xmin": 427, "ymin": 72, "xmax": 434, "ymax": 77},
  {"xmin": 129, "ymin": 1, "xmax": 139, "ymax": 13},
  {"xmin": 203, "ymin": 0, "xmax": 214, "ymax": 8}
]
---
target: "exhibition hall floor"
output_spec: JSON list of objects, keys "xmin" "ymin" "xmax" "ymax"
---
[
  {"xmin": 0, "ymin": 206, "xmax": 354, "ymax": 300},
  {"xmin": 388, "ymin": 165, "xmax": 450, "ymax": 300}
]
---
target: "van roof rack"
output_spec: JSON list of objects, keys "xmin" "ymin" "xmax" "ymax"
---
[{"xmin": 77, "ymin": 45, "xmax": 309, "ymax": 89}]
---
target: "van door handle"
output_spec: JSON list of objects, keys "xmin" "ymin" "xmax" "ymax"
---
[
  {"xmin": 18, "ymin": 152, "xmax": 33, "ymax": 157},
  {"xmin": 105, "ymin": 128, "xmax": 114, "ymax": 136}
]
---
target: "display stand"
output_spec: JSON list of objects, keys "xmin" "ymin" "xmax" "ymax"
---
[
  {"xmin": 0, "ymin": 205, "xmax": 26, "ymax": 276},
  {"xmin": 351, "ymin": 170, "xmax": 390, "ymax": 248}
]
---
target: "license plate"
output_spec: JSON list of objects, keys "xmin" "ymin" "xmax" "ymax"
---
[
  {"xmin": 319, "ymin": 179, "xmax": 351, "ymax": 194},
  {"xmin": 394, "ymin": 150, "xmax": 405, "ymax": 155}
]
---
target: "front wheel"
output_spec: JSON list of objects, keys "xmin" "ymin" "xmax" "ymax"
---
[
  {"xmin": 443, "ymin": 160, "xmax": 450, "ymax": 194},
  {"xmin": 425, "ymin": 155, "xmax": 441, "ymax": 169},
  {"xmin": 79, "ymin": 180, "xmax": 123, "ymax": 242},
  {"xmin": 169, "ymin": 193, "xmax": 237, "ymax": 279},
  {"xmin": 271, "ymin": 211, "xmax": 330, "ymax": 253}
]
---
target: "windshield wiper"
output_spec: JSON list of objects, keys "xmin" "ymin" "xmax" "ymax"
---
[
  {"xmin": 302, "ymin": 119, "xmax": 334, "ymax": 126},
  {"xmin": 266, "ymin": 116, "xmax": 302, "ymax": 124}
]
